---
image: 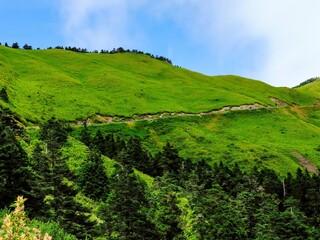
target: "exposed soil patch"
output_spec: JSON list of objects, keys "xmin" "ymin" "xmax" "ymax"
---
[
  {"xmin": 292, "ymin": 151, "xmax": 318, "ymax": 173},
  {"xmin": 270, "ymin": 97, "xmax": 288, "ymax": 107},
  {"xmin": 88, "ymin": 103, "xmax": 267, "ymax": 125},
  {"xmin": 98, "ymin": 116, "xmax": 113, "ymax": 122}
]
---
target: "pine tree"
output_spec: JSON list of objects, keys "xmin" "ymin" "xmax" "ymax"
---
[
  {"xmin": 101, "ymin": 166, "xmax": 160, "ymax": 239},
  {"xmin": 0, "ymin": 88, "xmax": 9, "ymax": 102},
  {"xmin": 148, "ymin": 175, "xmax": 184, "ymax": 239},
  {"xmin": 0, "ymin": 124, "xmax": 30, "ymax": 208},
  {"xmin": 190, "ymin": 184, "xmax": 248, "ymax": 239},
  {"xmin": 104, "ymin": 133, "xmax": 116, "ymax": 158},
  {"xmin": 78, "ymin": 150, "xmax": 109, "ymax": 201},
  {"xmin": 36, "ymin": 118, "xmax": 94, "ymax": 238},
  {"xmin": 157, "ymin": 142, "xmax": 182, "ymax": 175},
  {"xmin": 127, "ymin": 136, "xmax": 151, "ymax": 173},
  {"xmin": 93, "ymin": 130, "xmax": 106, "ymax": 154},
  {"xmin": 26, "ymin": 142, "xmax": 51, "ymax": 217},
  {"xmin": 79, "ymin": 123, "xmax": 92, "ymax": 147}
]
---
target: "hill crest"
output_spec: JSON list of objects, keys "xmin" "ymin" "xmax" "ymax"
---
[{"xmin": 0, "ymin": 46, "xmax": 318, "ymax": 123}]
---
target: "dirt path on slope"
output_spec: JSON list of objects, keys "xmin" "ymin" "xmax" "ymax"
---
[
  {"xmin": 292, "ymin": 151, "xmax": 318, "ymax": 173},
  {"xmin": 74, "ymin": 103, "xmax": 270, "ymax": 126}
]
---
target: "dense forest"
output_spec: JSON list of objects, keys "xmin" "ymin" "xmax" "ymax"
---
[{"xmin": 1, "ymin": 108, "xmax": 320, "ymax": 239}]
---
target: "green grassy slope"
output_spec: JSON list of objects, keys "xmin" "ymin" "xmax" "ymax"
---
[
  {"xmin": 72, "ymin": 106, "xmax": 320, "ymax": 176},
  {"xmin": 0, "ymin": 46, "xmax": 317, "ymax": 123},
  {"xmin": 296, "ymin": 79, "xmax": 320, "ymax": 99}
]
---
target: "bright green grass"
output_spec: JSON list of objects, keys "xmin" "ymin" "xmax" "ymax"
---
[
  {"xmin": 73, "ymin": 107, "xmax": 320, "ymax": 176},
  {"xmin": 0, "ymin": 46, "xmax": 317, "ymax": 123},
  {"xmin": 296, "ymin": 79, "xmax": 320, "ymax": 99}
]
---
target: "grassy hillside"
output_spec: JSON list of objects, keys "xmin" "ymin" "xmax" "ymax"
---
[
  {"xmin": 1, "ymin": 46, "xmax": 320, "ymax": 239},
  {"xmin": 296, "ymin": 79, "xmax": 320, "ymax": 99},
  {"xmin": 72, "ymin": 106, "xmax": 320, "ymax": 176},
  {"xmin": 1, "ymin": 46, "xmax": 319, "ymax": 175},
  {"xmin": 0, "ymin": 46, "xmax": 317, "ymax": 123}
]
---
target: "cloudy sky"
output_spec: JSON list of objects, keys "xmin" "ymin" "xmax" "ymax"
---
[{"xmin": 1, "ymin": 0, "xmax": 319, "ymax": 87}]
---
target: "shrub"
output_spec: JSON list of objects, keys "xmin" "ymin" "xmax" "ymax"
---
[{"xmin": 0, "ymin": 196, "xmax": 52, "ymax": 240}]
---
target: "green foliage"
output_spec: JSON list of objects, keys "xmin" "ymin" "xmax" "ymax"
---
[
  {"xmin": 0, "ymin": 46, "xmax": 317, "ymax": 122},
  {"xmin": 1, "ymin": 46, "xmax": 320, "ymax": 239},
  {"xmin": 40, "ymin": 117, "xmax": 71, "ymax": 150},
  {"xmin": 0, "ymin": 121, "xmax": 30, "ymax": 208},
  {"xmin": 30, "ymin": 220, "xmax": 77, "ymax": 240},
  {"xmin": 294, "ymin": 77, "xmax": 320, "ymax": 88},
  {"xmin": 100, "ymin": 166, "xmax": 160, "ymax": 239},
  {"xmin": 148, "ymin": 176, "xmax": 184, "ymax": 239},
  {"xmin": 296, "ymin": 78, "xmax": 320, "ymax": 99},
  {"xmin": 0, "ymin": 196, "xmax": 52, "ymax": 240},
  {"xmin": 27, "ymin": 119, "xmax": 95, "ymax": 239},
  {"xmin": 82, "ymin": 107, "xmax": 320, "ymax": 175},
  {"xmin": 77, "ymin": 150, "xmax": 109, "ymax": 201},
  {"xmin": 0, "ymin": 88, "xmax": 8, "ymax": 102},
  {"xmin": 11, "ymin": 42, "xmax": 19, "ymax": 49}
]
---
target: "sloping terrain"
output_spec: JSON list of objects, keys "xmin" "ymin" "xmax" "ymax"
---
[
  {"xmin": 1, "ymin": 46, "xmax": 320, "ymax": 239},
  {"xmin": 296, "ymin": 78, "xmax": 320, "ymax": 100},
  {"xmin": 72, "ymin": 106, "xmax": 320, "ymax": 175},
  {"xmin": 0, "ymin": 46, "xmax": 317, "ymax": 123},
  {"xmin": 0, "ymin": 46, "xmax": 319, "ymax": 174}
]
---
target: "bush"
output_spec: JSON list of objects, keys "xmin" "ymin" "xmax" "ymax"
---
[
  {"xmin": 11, "ymin": 42, "xmax": 19, "ymax": 49},
  {"xmin": 0, "ymin": 196, "xmax": 52, "ymax": 239}
]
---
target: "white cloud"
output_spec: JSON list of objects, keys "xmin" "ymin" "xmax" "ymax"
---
[
  {"xmin": 59, "ymin": 0, "xmax": 320, "ymax": 87},
  {"xmin": 59, "ymin": 0, "xmax": 146, "ymax": 50},
  {"xmin": 231, "ymin": 0, "xmax": 320, "ymax": 86},
  {"xmin": 155, "ymin": 0, "xmax": 320, "ymax": 87}
]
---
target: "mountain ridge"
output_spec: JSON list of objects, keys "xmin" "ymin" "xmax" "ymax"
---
[{"xmin": 0, "ymin": 46, "xmax": 318, "ymax": 124}]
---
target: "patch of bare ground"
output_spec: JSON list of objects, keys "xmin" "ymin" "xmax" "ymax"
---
[
  {"xmin": 292, "ymin": 151, "xmax": 318, "ymax": 173},
  {"xmin": 71, "ymin": 103, "xmax": 268, "ymax": 127},
  {"xmin": 95, "ymin": 103, "xmax": 266, "ymax": 124},
  {"xmin": 270, "ymin": 97, "xmax": 288, "ymax": 107}
]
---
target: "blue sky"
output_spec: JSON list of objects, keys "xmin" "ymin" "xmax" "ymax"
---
[{"xmin": 1, "ymin": 0, "xmax": 320, "ymax": 87}]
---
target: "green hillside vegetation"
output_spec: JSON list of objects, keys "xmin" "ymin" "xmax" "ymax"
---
[
  {"xmin": 1, "ymin": 113, "xmax": 317, "ymax": 239},
  {"xmin": 296, "ymin": 78, "xmax": 320, "ymax": 99},
  {"xmin": 72, "ymin": 106, "xmax": 320, "ymax": 176},
  {"xmin": 1, "ymin": 45, "xmax": 320, "ymax": 239},
  {"xmin": 0, "ymin": 46, "xmax": 318, "ymax": 123}
]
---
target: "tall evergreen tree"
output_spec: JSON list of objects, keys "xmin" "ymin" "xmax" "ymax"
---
[
  {"xmin": 127, "ymin": 136, "xmax": 151, "ymax": 173},
  {"xmin": 26, "ymin": 142, "xmax": 51, "ymax": 217},
  {"xmin": 0, "ymin": 123, "xmax": 30, "ymax": 208},
  {"xmin": 148, "ymin": 175, "xmax": 184, "ymax": 239},
  {"xmin": 157, "ymin": 142, "xmax": 182, "ymax": 175},
  {"xmin": 36, "ymin": 118, "xmax": 94, "ymax": 238},
  {"xmin": 79, "ymin": 123, "xmax": 92, "ymax": 147},
  {"xmin": 100, "ymin": 166, "xmax": 160, "ymax": 239},
  {"xmin": 78, "ymin": 150, "xmax": 109, "ymax": 201},
  {"xmin": 190, "ymin": 184, "xmax": 248, "ymax": 240},
  {"xmin": 104, "ymin": 133, "xmax": 116, "ymax": 158},
  {"xmin": 93, "ymin": 130, "xmax": 106, "ymax": 154}
]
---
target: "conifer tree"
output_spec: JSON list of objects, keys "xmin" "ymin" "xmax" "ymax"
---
[
  {"xmin": 101, "ymin": 166, "xmax": 160, "ymax": 239},
  {"xmin": 0, "ymin": 124, "xmax": 30, "ymax": 208},
  {"xmin": 148, "ymin": 175, "xmax": 184, "ymax": 239},
  {"xmin": 79, "ymin": 123, "xmax": 92, "ymax": 147},
  {"xmin": 127, "ymin": 136, "xmax": 151, "ymax": 173},
  {"xmin": 157, "ymin": 142, "xmax": 182, "ymax": 175},
  {"xmin": 78, "ymin": 150, "xmax": 109, "ymax": 201},
  {"xmin": 35, "ymin": 118, "xmax": 95, "ymax": 239},
  {"xmin": 26, "ymin": 142, "xmax": 51, "ymax": 217},
  {"xmin": 93, "ymin": 130, "xmax": 106, "ymax": 154},
  {"xmin": 104, "ymin": 133, "xmax": 116, "ymax": 158}
]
